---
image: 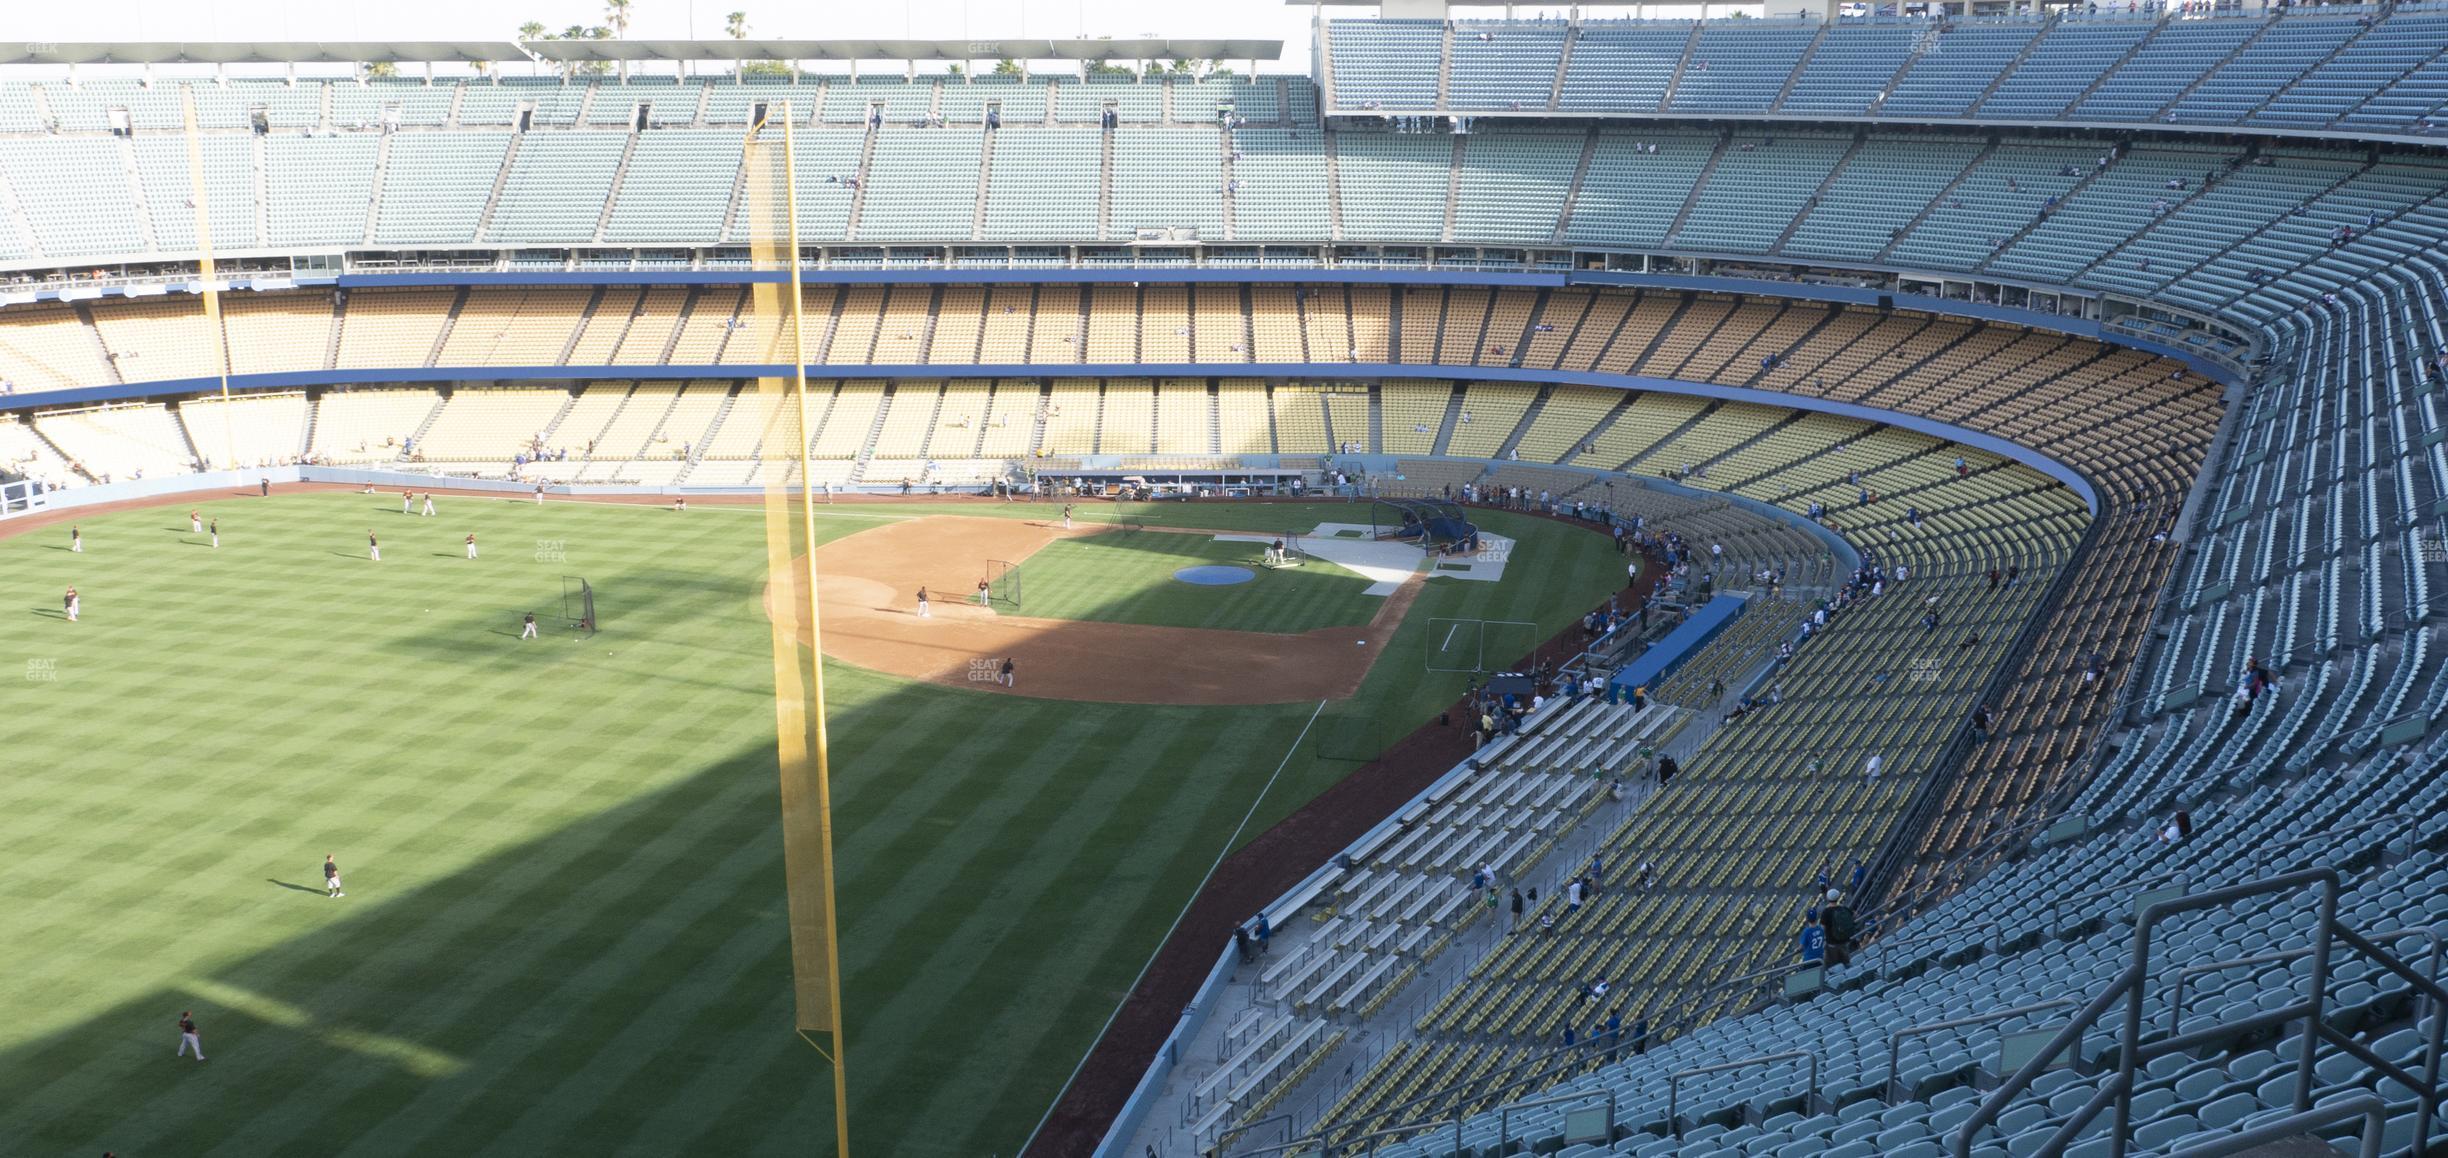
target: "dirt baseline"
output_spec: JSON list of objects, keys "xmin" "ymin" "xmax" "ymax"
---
[{"xmin": 785, "ymin": 515, "xmax": 1422, "ymax": 706}]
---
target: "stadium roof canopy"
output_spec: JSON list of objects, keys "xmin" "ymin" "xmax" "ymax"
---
[
  {"xmin": 3, "ymin": 42, "xmax": 512, "ymax": 65},
  {"xmin": 0, "ymin": 39, "xmax": 1284, "ymax": 67},
  {"xmin": 524, "ymin": 38, "xmax": 1284, "ymax": 63}
]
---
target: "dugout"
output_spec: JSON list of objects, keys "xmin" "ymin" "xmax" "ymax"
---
[
  {"xmin": 1482, "ymin": 672, "xmax": 1537, "ymax": 701},
  {"xmin": 1608, "ymin": 591, "xmax": 1750, "ymax": 698},
  {"xmin": 1047, "ymin": 465, "xmax": 1309, "ymax": 498}
]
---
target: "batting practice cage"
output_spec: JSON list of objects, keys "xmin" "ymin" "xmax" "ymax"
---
[
  {"xmin": 1261, "ymin": 532, "xmax": 1308, "ymax": 569},
  {"xmin": 561, "ymin": 577, "xmax": 597, "ymax": 635},
  {"xmin": 1370, "ymin": 497, "xmax": 1481, "ymax": 554},
  {"xmin": 987, "ymin": 559, "xmax": 1023, "ymax": 609}
]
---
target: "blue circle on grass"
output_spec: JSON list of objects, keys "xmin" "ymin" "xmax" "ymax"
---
[{"xmin": 1175, "ymin": 565, "xmax": 1258, "ymax": 587}]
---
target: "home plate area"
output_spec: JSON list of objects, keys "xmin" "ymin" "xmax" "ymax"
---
[{"xmin": 1214, "ymin": 523, "xmax": 1515, "ymax": 596}]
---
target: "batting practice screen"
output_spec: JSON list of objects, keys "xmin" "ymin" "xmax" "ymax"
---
[
  {"xmin": 561, "ymin": 576, "xmax": 596, "ymax": 634},
  {"xmin": 988, "ymin": 559, "xmax": 1022, "ymax": 610}
]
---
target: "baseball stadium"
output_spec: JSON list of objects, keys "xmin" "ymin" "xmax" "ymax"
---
[{"xmin": 0, "ymin": 1, "xmax": 2445, "ymax": 1155}]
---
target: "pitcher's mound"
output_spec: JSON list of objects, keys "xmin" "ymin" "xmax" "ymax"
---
[{"xmin": 774, "ymin": 515, "xmax": 1422, "ymax": 705}]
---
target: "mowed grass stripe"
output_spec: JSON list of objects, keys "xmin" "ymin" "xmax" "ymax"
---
[
  {"xmin": 839, "ymin": 701, "xmax": 1187, "ymax": 999},
  {"xmin": 354, "ymin": 764, "xmax": 783, "ymax": 1151},
  {"xmin": 848, "ymin": 707, "xmax": 1253, "ymax": 1137},
  {"xmin": 5, "ymin": 711, "xmax": 767, "ymax": 1141},
  {"xmin": 816, "ymin": 673, "xmax": 1065, "ymax": 906},
  {"xmin": 278, "ymin": 765, "xmax": 775, "ymax": 1153},
  {"xmin": 550, "ymin": 909, "xmax": 809, "ymax": 1155},
  {"xmin": 650, "ymin": 982, "xmax": 829, "ymax": 1155},
  {"xmin": 0, "ymin": 494, "xmax": 1630, "ymax": 1157},
  {"xmin": 428, "ymin": 827, "xmax": 801, "ymax": 1155},
  {"xmin": 905, "ymin": 711, "xmax": 1304, "ymax": 1156},
  {"xmin": 648, "ymin": 987, "xmax": 825, "ymax": 1154},
  {"xmin": 71, "ymin": 747, "xmax": 771, "ymax": 1156}
]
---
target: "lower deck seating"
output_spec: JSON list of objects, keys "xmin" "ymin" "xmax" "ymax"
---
[
  {"xmin": 1318, "ymin": 445, "xmax": 2085, "ymax": 1141},
  {"xmin": 1192, "ymin": 701, "xmax": 1687, "ymax": 1151},
  {"xmin": 1365, "ymin": 723, "xmax": 2448, "ymax": 1158},
  {"xmin": 33, "ymin": 403, "xmax": 196, "ymax": 481}
]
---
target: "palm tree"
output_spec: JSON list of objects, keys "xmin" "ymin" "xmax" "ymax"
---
[
  {"xmin": 560, "ymin": 25, "xmax": 592, "ymax": 79},
  {"xmin": 604, "ymin": 0, "xmax": 633, "ymax": 80},
  {"xmin": 583, "ymin": 26, "xmax": 614, "ymax": 77},
  {"xmin": 726, "ymin": 11, "xmax": 749, "ymax": 83},
  {"xmin": 517, "ymin": 21, "xmax": 547, "ymax": 76}
]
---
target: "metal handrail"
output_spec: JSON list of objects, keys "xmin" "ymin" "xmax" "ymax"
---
[
  {"xmin": 2163, "ymin": 947, "xmax": 2309, "ymax": 1036},
  {"xmin": 2166, "ymin": 926, "xmax": 2446, "ymax": 1036},
  {"xmin": 1854, "ymin": 498, "xmax": 2108, "ymax": 917},
  {"xmin": 2327, "ymin": 922, "xmax": 2448, "ymax": 1156},
  {"xmin": 1217, "ymin": 1111, "xmax": 1299, "ymax": 1158},
  {"xmin": 1850, "ymin": 805, "xmax": 2063, "ymax": 939},
  {"xmin": 1282, "ymin": 957, "xmax": 1811, "ymax": 1155},
  {"xmin": 1497, "ymin": 1088, "xmax": 1619, "ymax": 1153},
  {"xmin": 1954, "ymin": 865, "xmax": 2448, "ymax": 1158},
  {"xmin": 1847, "ymin": 922, "xmax": 1960, "ymax": 964},
  {"xmin": 1668, "ymin": 1049, "xmax": 1818, "ymax": 1138},
  {"xmin": 1226, "ymin": 1083, "xmax": 1615, "ymax": 1158},
  {"xmin": 1885, "ymin": 999, "xmax": 2076, "ymax": 1100},
  {"xmin": 2165, "ymin": 1093, "xmax": 2387, "ymax": 1158},
  {"xmin": 1888, "ymin": 811, "xmax": 2058, "ymax": 912},
  {"xmin": 1983, "ymin": 870, "xmax": 2186, "ymax": 949},
  {"xmin": 1634, "ymin": 959, "xmax": 1819, "ymax": 1052},
  {"xmin": 1955, "ymin": 868, "xmax": 2345, "ymax": 1158},
  {"xmin": 2329, "ymin": 706, "xmax": 2425, "ymax": 750},
  {"xmin": 1227, "ymin": 1119, "xmax": 1393, "ymax": 1158},
  {"xmin": 2250, "ymin": 809, "xmax": 2410, "ymax": 871},
  {"xmin": 2053, "ymin": 488, "xmax": 2231, "ymax": 812}
]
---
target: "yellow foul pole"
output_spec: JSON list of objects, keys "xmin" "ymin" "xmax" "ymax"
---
[
  {"xmin": 182, "ymin": 89, "xmax": 236, "ymax": 472},
  {"xmin": 781, "ymin": 106, "xmax": 852, "ymax": 1158}
]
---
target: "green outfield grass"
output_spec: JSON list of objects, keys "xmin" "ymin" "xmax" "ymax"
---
[
  {"xmin": 0, "ymin": 492, "xmax": 1625, "ymax": 1157},
  {"xmin": 1002, "ymin": 529, "xmax": 1379, "ymax": 633}
]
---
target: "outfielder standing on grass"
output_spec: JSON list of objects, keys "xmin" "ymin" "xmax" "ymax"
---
[
  {"xmin": 521, "ymin": 612, "xmax": 538, "ymax": 640},
  {"xmin": 465, "ymin": 533, "xmax": 478, "ymax": 560},
  {"xmin": 422, "ymin": 492, "xmax": 436, "ymax": 517},
  {"xmin": 324, "ymin": 853, "xmax": 344, "ymax": 898},
  {"xmin": 402, "ymin": 491, "xmax": 412, "ymax": 516},
  {"xmin": 190, "ymin": 510, "xmax": 202, "ymax": 533},
  {"xmin": 176, "ymin": 1011, "xmax": 205, "ymax": 1060},
  {"xmin": 209, "ymin": 518, "xmax": 218, "ymax": 550},
  {"xmin": 70, "ymin": 526, "xmax": 81, "ymax": 552},
  {"xmin": 63, "ymin": 586, "xmax": 78, "ymax": 622},
  {"xmin": 368, "ymin": 531, "xmax": 381, "ymax": 562}
]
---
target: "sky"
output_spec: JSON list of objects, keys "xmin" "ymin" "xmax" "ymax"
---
[
  {"xmin": 8, "ymin": 0, "xmax": 1737, "ymax": 79},
  {"xmin": 4, "ymin": 0, "xmax": 1742, "ymax": 74},
  {"xmin": 14, "ymin": 0, "xmax": 1334, "ymax": 69}
]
